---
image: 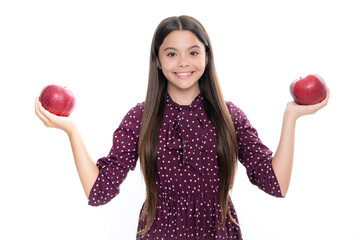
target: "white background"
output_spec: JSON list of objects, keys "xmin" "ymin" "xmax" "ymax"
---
[{"xmin": 1, "ymin": 0, "xmax": 359, "ymax": 239}]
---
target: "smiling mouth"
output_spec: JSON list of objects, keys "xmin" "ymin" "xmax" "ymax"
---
[
  {"xmin": 175, "ymin": 72, "xmax": 194, "ymax": 79},
  {"xmin": 176, "ymin": 72, "xmax": 192, "ymax": 76}
]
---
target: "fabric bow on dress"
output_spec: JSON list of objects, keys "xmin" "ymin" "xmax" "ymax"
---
[{"xmin": 165, "ymin": 94, "xmax": 208, "ymax": 175}]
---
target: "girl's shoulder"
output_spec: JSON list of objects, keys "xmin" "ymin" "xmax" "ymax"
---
[
  {"xmin": 225, "ymin": 101, "xmax": 250, "ymax": 127},
  {"xmin": 225, "ymin": 101, "xmax": 246, "ymax": 119},
  {"xmin": 133, "ymin": 101, "xmax": 145, "ymax": 112},
  {"xmin": 121, "ymin": 102, "xmax": 145, "ymax": 123}
]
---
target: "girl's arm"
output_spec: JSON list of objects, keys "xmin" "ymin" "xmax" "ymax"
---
[
  {"xmin": 271, "ymin": 89, "xmax": 330, "ymax": 197},
  {"xmin": 35, "ymin": 97, "xmax": 99, "ymax": 198}
]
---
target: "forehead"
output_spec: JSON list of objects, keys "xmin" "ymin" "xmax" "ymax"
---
[{"xmin": 160, "ymin": 30, "xmax": 205, "ymax": 50}]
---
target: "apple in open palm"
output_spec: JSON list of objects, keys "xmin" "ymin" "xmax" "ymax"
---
[
  {"xmin": 39, "ymin": 84, "xmax": 76, "ymax": 116},
  {"xmin": 290, "ymin": 74, "xmax": 327, "ymax": 105}
]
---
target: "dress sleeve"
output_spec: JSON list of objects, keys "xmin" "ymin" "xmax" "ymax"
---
[
  {"xmin": 88, "ymin": 103, "xmax": 144, "ymax": 206},
  {"xmin": 226, "ymin": 101, "xmax": 283, "ymax": 198}
]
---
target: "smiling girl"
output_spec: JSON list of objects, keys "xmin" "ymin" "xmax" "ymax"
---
[{"xmin": 35, "ymin": 15, "xmax": 329, "ymax": 239}]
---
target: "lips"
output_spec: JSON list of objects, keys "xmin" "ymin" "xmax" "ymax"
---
[{"xmin": 174, "ymin": 71, "xmax": 194, "ymax": 79}]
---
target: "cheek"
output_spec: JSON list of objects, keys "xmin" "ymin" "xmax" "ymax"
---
[
  {"xmin": 159, "ymin": 59, "xmax": 174, "ymax": 72},
  {"xmin": 161, "ymin": 66, "xmax": 175, "ymax": 79},
  {"xmin": 161, "ymin": 66, "xmax": 173, "ymax": 75},
  {"xmin": 196, "ymin": 58, "xmax": 207, "ymax": 71}
]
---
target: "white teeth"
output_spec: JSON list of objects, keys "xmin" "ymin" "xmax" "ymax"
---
[{"xmin": 176, "ymin": 72, "xmax": 191, "ymax": 76}]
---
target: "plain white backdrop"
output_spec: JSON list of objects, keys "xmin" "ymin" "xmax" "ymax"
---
[{"xmin": 1, "ymin": 0, "xmax": 359, "ymax": 239}]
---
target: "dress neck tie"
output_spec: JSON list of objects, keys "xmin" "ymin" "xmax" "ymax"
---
[{"xmin": 165, "ymin": 93, "xmax": 208, "ymax": 175}]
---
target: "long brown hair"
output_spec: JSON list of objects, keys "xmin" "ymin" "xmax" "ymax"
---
[{"xmin": 138, "ymin": 15, "xmax": 239, "ymax": 237}]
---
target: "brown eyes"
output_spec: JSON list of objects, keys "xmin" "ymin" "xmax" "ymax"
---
[{"xmin": 166, "ymin": 52, "xmax": 199, "ymax": 57}]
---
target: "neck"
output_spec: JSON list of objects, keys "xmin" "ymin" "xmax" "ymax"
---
[{"xmin": 167, "ymin": 87, "xmax": 201, "ymax": 105}]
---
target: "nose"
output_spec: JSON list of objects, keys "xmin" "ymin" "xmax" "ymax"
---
[{"xmin": 178, "ymin": 55, "xmax": 190, "ymax": 68}]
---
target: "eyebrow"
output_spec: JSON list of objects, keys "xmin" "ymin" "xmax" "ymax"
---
[{"xmin": 163, "ymin": 45, "xmax": 201, "ymax": 52}]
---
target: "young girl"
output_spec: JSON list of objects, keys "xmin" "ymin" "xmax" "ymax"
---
[{"xmin": 35, "ymin": 15, "xmax": 329, "ymax": 240}]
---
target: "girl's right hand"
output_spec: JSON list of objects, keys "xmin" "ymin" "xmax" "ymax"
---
[
  {"xmin": 34, "ymin": 97, "xmax": 76, "ymax": 135},
  {"xmin": 285, "ymin": 88, "xmax": 330, "ymax": 120}
]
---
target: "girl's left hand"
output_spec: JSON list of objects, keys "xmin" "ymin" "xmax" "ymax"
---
[{"xmin": 285, "ymin": 88, "xmax": 330, "ymax": 120}]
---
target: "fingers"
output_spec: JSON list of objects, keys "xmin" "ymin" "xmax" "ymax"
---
[
  {"xmin": 35, "ymin": 97, "xmax": 47, "ymax": 125},
  {"xmin": 313, "ymin": 91, "xmax": 330, "ymax": 115},
  {"xmin": 314, "ymin": 88, "xmax": 330, "ymax": 110},
  {"xmin": 323, "ymin": 88, "xmax": 330, "ymax": 105},
  {"xmin": 286, "ymin": 88, "xmax": 330, "ymax": 118},
  {"xmin": 35, "ymin": 97, "xmax": 52, "ymax": 127}
]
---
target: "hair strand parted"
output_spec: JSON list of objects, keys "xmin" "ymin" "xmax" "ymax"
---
[{"xmin": 137, "ymin": 15, "xmax": 239, "ymax": 238}]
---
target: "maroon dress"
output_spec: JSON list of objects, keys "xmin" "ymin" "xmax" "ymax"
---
[{"xmin": 88, "ymin": 93, "xmax": 283, "ymax": 239}]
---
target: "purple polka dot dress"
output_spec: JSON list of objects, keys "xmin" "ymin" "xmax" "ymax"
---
[{"xmin": 88, "ymin": 93, "xmax": 283, "ymax": 239}]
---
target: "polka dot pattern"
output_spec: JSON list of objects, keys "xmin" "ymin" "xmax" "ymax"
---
[
  {"xmin": 88, "ymin": 93, "xmax": 282, "ymax": 239},
  {"xmin": 226, "ymin": 101, "xmax": 283, "ymax": 197}
]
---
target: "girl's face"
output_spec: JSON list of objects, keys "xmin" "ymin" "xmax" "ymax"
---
[{"xmin": 157, "ymin": 30, "xmax": 208, "ymax": 97}]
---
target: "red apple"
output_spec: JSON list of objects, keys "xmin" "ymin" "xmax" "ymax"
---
[
  {"xmin": 39, "ymin": 84, "xmax": 76, "ymax": 116},
  {"xmin": 290, "ymin": 74, "xmax": 327, "ymax": 105}
]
